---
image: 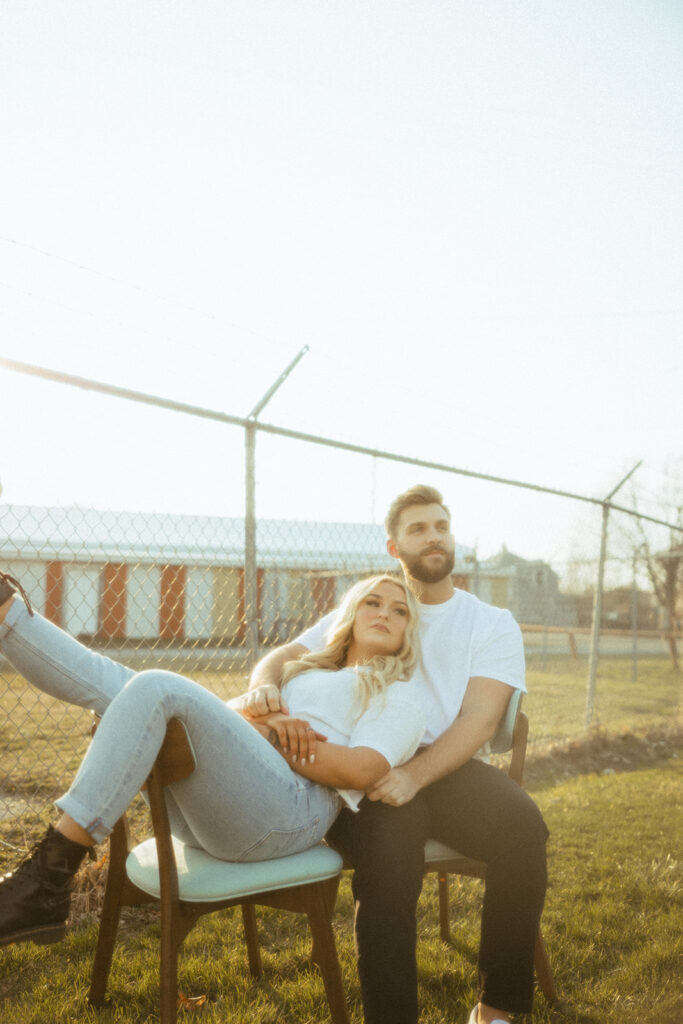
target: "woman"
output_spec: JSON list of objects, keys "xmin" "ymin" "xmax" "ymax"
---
[{"xmin": 0, "ymin": 570, "xmax": 424, "ymax": 948}]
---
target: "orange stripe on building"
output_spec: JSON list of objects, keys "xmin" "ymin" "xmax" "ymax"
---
[
  {"xmin": 45, "ymin": 561, "xmax": 64, "ymax": 626},
  {"xmin": 100, "ymin": 563, "xmax": 128, "ymax": 638},
  {"xmin": 160, "ymin": 565, "xmax": 186, "ymax": 639}
]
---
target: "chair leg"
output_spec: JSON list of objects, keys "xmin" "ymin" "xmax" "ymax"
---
[
  {"xmin": 310, "ymin": 874, "xmax": 341, "ymax": 970},
  {"xmin": 534, "ymin": 928, "xmax": 558, "ymax": 1005},
  {"xmin": 159, "ymin": 903, "xmax": 180, "ymax": 1024},
  {"xmin": 306, "ymin": 884, "xmax": 349, "ymax": 1024},
  {"xmin": 241, "ymin": 903, "xmax": 262, "ymax": 977},
  {"xmin": 438, "ymin": 873, "xmax": 451, "ymax": 942},
  {"xmin": 88, "ymin": 820, "xmax": 129, "ymax": 1005}
]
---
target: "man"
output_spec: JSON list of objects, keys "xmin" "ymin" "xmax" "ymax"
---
[{"xmin": 247, "ymin": 485, "xmax": 548, "ymax": 1024}]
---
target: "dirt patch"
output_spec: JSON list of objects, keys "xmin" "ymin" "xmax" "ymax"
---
[{"xmin": 524, "ymin": 724, "xmax": 682, "ymax": 787}]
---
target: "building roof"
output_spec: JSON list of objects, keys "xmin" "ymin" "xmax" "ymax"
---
[{"xmin": 1, "ymin": 503, "xmax": 473, "ymax": 572}]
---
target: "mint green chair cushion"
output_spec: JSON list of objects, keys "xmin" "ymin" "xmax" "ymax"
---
[{"xmin": 127, "ymin": 838, "xmax": 343, "ymax": 903}]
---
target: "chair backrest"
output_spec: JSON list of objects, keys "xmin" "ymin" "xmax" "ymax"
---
[
  {"xmin": 153, "ymin": 718, "xmax": 197, "ymax": 786},
  {"xmin": 489, "ymin": 687, "xmax": 523, "ymax": 755}
]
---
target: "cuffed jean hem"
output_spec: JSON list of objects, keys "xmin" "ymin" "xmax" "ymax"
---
[{"xmin": 55, "ymin": 794, "xmax": 111, "ymax": 845}]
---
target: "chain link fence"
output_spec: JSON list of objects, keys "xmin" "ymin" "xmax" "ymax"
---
[{"xmin": 1, "ymin": 361, "xmax": 681, "ymax": 863}]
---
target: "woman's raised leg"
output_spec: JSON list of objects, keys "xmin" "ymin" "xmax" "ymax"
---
[
  {"xmin": 0, "ymin": 667, "xmax": 340, "ymax": 946},
  {"xmin": 0, "ymin": 594, "xmax": 133, "ymax": 715},
  {"xmin": 57, "ymin": 669, "xmax": 340, "ymax": 859}
]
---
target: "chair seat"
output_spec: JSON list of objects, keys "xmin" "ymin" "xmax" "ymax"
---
[
  {"xmin": 127, "ymin": 838, "xmax": 344, "ymax": 903},
  {"xmin": 424, "ymin": 839, "xmax": 465, "ymax": 863}
]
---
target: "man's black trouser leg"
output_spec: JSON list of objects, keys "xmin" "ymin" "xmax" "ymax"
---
[
  {"xmin": 327, "ymin": 795, "xmax": 428, "ymax": 1024},
  {"xmin": 425, "ymin": 760, "xmax": 549, "ymax": 1013},
  {"xmin": 326, "ymin": 759, "xmax": 548, "ymax": 1024}
]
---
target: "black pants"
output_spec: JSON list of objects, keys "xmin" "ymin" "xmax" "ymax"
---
[{"xmin": 327, "ymin": 758, "xmax": 549, "ymax": 1024}]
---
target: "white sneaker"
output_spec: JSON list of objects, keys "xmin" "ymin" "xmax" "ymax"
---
[{"xmin": 466, "ymin": 1008, "xmax": 510, "ymax": 1024}]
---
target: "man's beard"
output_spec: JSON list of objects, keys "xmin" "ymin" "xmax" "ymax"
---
[{"xmin": 397, "ymin": 545, "xmax": 456, "ymax": 584}]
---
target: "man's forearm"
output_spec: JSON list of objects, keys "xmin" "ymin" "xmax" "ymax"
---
[
  {"xmin": 403, "ymin": 713, "xmax": 494, "ymax": 790},
  {"xmin": 366, "ymin": 677, "xmax": 515, "ymax": 807},
  {"xmin": 248, "ymin": 642, "xmax": 307, "ymax": 690},
  {"xmin": 364, "ymin": 716, "xmax": 492, "ymax": 808},
  {"xmin": 402, "ymin": 677, "xmax": 513, "ymax": 790}
]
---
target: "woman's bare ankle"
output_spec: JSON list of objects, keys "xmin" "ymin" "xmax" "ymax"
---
[
  {"xmin": 477, "ymin": 1004, "xmax": 511, "ymax": 1024},
  {"xmin": 56, "ymin": 814, "xmax": 95, "ymax": 848}
]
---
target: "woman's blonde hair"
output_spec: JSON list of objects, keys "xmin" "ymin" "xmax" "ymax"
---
[{"xmin": 281, "ymin": 574, "xmax": 420, "ymax": 713}]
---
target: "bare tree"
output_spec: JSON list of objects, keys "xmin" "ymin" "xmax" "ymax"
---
[
  {"xmin": 639, "ymin": 532, "xmax": 683, "ymax": 668},
  {"xmin": 630, "ymin": 465, "xmax": 683, "ymax": 668}
]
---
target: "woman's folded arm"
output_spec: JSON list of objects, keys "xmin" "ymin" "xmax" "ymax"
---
[{"xmin": 287, "ymin": 742, "xmax": 390, "ymax": 791}]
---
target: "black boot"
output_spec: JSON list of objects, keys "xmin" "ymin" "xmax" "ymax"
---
[
  {"xmin": 0, "ymin": 571, "xmax": 33, "ymax": 615},
  {"xmin": 0, "ymin": 826, "xmax": 92, "ymax": 947}
]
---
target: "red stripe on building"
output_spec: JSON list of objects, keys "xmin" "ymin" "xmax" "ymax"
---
[
  {"xmin": 100, "ymin": 563, "xmax": 128, "ymax": 638},
  {"xmin": 45, "ymin": 561, "xmax": 64, "ymax": 626},
  {"xmin": 160, "ymin": 565, "xmax": 186, "ymax": 639}
]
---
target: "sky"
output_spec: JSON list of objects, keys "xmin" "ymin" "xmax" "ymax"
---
[{"xmin": 1, "ymin": 1, "xmax": 681, "ymax": 577}]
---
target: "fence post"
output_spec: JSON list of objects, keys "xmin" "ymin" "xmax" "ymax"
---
[
  {"xmin": 243, "ymin": 347, "xmax": 309, "ymax": 669},
  {"xmin": 585, "ymin": 502, "xmax": 609, "ymax": 728},
  {"xmin": 244, "ymin": 421, "xmax": 259, "ymax": 669}
]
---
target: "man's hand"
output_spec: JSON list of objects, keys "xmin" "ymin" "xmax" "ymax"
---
[
  {"xmin": 247, "ymin": 641, "xmax": 308, "ymax": 709},
  {"xmin": 242, "ymin": 684, "xmax": 289, "ymax": 717},
  {"xmin": 366, "ymin": 764, "xmax": 420, "ymax": 806}
]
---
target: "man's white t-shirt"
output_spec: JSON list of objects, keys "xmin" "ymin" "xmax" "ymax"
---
[{"xmin": 296, "ymin": 589, "xmax": 525, "ymax": 745}]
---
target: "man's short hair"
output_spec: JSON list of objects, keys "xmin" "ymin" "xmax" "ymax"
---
[{"xmin": 384, "ymin": 484, "xmax": 451, "ymax": 540}]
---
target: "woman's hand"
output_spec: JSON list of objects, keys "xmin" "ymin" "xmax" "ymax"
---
[{"xmin": 261, "ymin": 712, "xmax": 327, "ymax": 766}]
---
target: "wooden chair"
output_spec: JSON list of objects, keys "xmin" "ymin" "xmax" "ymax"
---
[
  {"xmin": 423, "ymin": 688, "xmax": 558, "ymax": 1004},
  {"xmin": 88, "ymin": 717, "xmax": 349, "ymax": 1024}
]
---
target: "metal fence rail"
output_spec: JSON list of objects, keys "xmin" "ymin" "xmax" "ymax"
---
[{"xmin": 1, "ymin": 357, "xmax": 681, "ymax": 860}]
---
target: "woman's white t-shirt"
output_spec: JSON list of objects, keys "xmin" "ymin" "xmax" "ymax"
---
[
  {"xmin": 283, "ymin": 666, "xmax": 425, "ymax": 811},
  {"xmin": 231, "ymin": 666, "xmax": 425, "ymax": 812}
]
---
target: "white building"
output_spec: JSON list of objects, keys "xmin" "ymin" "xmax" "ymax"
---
[{"xmin": 1, "ymin": 504, "xmax": 475, "ymax": 644}]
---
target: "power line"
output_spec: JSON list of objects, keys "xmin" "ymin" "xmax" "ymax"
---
[{"xmin": 0, "ymin": 235, "xmax": 216, "ymax": 320}]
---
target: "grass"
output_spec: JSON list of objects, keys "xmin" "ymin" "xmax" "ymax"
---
[
  {"xmin": 0, "ymin": 752, "xmax": 680, "ymax": 1023},
  {"xmin": 0, "ymin": 659, "xmax": 681, "ymax": 1022},
  {"xmin": 523, "ymin": 657, "xmax": 681, "ymax": 749}
]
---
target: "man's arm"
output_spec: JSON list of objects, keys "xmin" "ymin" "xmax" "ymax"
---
[
  {"xmin": 366, "ymin": 676, "xmax": 514, "ymax": 806},
  {"xmin": 244, "ymin": 641, "xmax": 308, "ymax": 715}
]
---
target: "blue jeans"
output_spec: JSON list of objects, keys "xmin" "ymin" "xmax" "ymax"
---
[{"xmin": 0, "ymin": 600, "xmax": 340, "ymax": 860}]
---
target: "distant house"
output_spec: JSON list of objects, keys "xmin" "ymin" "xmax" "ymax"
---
[
  {"xmin": 0, "ymin": 504, "xmax": 476, "ymax": 645},
  {"xmin": 475, "ymin": 547, "xmax": 578, "ymax": 627}
]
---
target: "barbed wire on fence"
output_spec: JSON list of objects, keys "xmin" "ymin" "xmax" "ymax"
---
[{"xmin": 1, "ymin": 355, "xmax": 681, "ymax": 852}]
